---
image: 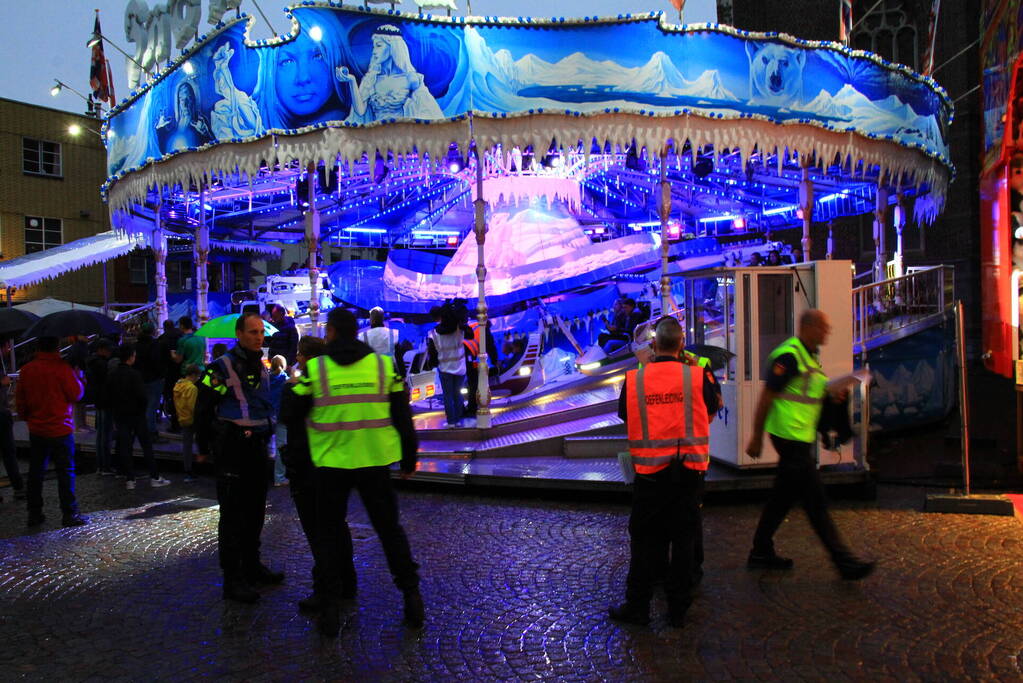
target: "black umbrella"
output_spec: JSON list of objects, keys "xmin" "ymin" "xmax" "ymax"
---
[
  {"xmin": 686, "ymin": 344, "xmax": 736, "ymax": 373},
  {"xmin": 21, "ymin": 309, "xmax": 121, "ymax": 340},
  {"xmin": 0, "ymin": 309, "xmax": 40, "ymax": 338}
]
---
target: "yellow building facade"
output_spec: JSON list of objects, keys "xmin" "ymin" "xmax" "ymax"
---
[{"xmin": 0, "ymin": 97, "xmax": 112, "ymax": 304}]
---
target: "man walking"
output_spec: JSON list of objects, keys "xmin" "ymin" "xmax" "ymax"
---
[
  {"xmin": 201, "ymin": 312, "xmax": 281, "ymax": 603},
  {"xmin": 745, "ymin": 309, "xmax": 874, "ymax": 580},
  {"xmin": 290, "ymin": 308, "xmax": 422, "ymax": 637},
  {"xmin": 16, "ymin": 336, "xmax": 86, "ymax": 527},
  {"xmin": 609, "ymin": 317, "xmax": 721, "ymax": 628}
]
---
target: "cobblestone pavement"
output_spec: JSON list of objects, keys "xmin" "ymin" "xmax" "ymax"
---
[{"xmin": 1, "ymin": 471, "xmax": 1022, "ymax": 681}]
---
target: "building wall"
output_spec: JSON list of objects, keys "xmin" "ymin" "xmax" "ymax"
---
[{"xmin": 0, "ymin": 98, "xmax": 114, "ymax": 305}]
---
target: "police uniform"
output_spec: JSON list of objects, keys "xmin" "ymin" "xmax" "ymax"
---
[
  {"xmin": 749, "ymin": 337, "xmax": 871, "ymax": 577},
  {"xmin": 611, "ymin": 355, "xmax": 721, "ymax": 626},
  {"xmin": 291, "ymin": 341, "xmax": 422, "ymax": 634},
  {"xmin": 202, "ymin": 345, "xmax": 277, "ymax": 594}
]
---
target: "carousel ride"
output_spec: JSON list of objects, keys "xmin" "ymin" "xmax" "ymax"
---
[{"xmin": 102, "ymin": 3, "xmax": 953, "ymax": 471}]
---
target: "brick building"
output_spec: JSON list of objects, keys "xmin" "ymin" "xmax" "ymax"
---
[{"xmin": 0, "ymin": 97, "xmax": 148, "ymax": 305}]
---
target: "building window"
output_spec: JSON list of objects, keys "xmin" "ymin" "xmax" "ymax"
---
[
  {"xmin": 22, "ymin": 138, "xmax": 62, "ymax": 178},
  {"xmin": 852, "ymin": 0, "xmax": 918, "ymax": 71},
  {"xmin": 129, "ymin": 253, "xmax": 149, "ymax": 285},
  {"xmin": 23, "ymin": 216, "xmax": 62, "ymax": 253}
]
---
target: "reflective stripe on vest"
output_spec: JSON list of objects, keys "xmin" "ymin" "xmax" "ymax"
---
[
  {"xmin": 627, "ymin": 362, "xmax": 710, "ymax": 474},
  {"xmin": 308, "ymin": 354, "xmax": 392, "ymax": 432},
  {"xmin": 430, "ymin": 329, "xmax": 465, "ymax": 374},
  {"xmin": 305, "ymin": 353, "xmax": 402, "ymax": 470},
  {"xmin": 221, "ymin": 355, "xmax": 269, "ymax": 427},
  {"xmin": 313, "ymin": 353, "xmax": 387, "ymax": 407},
  {"xmin": 763, "ymin": 337, "xmax": 828, "ymax": 443}
]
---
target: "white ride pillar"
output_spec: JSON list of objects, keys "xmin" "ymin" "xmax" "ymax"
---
[
  {"xmin": 305, "ymin": 162, "xmax": 322, "ymax": 336},
  {"xmin": 659, "ymin": 153, "xmax": 672, "ymax": 314},
  {"xmin": 892, "ymin": 192, "xmax": 906, "ymax": 279},
  {"xmin": 153, "ymin": 201, "xmax": 169, "ymax": 328},
  {"xmin": 873, "ymin": 186, "xmax": 890, "ymax": 282},
  {"xmin": 473, "ymin": 146, "xmax": 491, "ymax": 429},
  {"xmin": 798, "ymin": 163, "xmax": 813, "ymax": 260},
  {"xmin": 195, "ymin": 186, "xmax": 210, "ymax": 327}
]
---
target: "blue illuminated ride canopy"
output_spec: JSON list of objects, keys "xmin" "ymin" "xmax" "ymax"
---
[{"xmin": 104, "ymin": 4, "xmax": 952, "ymax": 209}]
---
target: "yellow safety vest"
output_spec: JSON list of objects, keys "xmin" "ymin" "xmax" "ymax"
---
[
  {"xmin": 763, "ymin": 337, "xmax": 828, "ymax": 443},
  {"xmin": 293, "ymin": 353, "xmax": 403, "ymax": 469},
  {"xmin": 683, "ymin": 350, "xmax": 712, "ymax": 369}
]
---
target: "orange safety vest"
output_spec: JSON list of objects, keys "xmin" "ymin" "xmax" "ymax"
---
[
  {"xmin": 463, "ymin": 323, "xmax": 480, "ymax": 360},
  {"xmin": 626, "ymin": 361, "xmax": 710, "ymax": 474}
]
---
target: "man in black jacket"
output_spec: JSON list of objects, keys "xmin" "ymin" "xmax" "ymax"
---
[
  {"xmin": 278, "ymin": 335, "xmax": 356, "ymax": 615},
  {"xmin": 106, "ymin": 344, "xmax": 170, "ymax": 489},
  {"xmin": 156, "ymin": 320, "xmax": 183, "ymax": 432},
  {"xmin": 86, "ymin": 339, "xmax": 116, "ymax": 475},
  {"xmin": 288, "ymin": 308, "xmax": 420, "ymax": 636},
  {"xmin": 134, "ymin": 322, "xmax": 163, "ymax": 438}
]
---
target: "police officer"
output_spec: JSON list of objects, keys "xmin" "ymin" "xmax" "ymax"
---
[
  {"xmin": 290, "ymin": 308, "xmax": 422, "ymax": 637},
  {"xmin": 609, "ymin": 317, "xmax": 721, "ymax": 628},
  {"xmin": 203, "ymin": 312, "xmax": 282, "ymax": 603},
  {"xmin": 745, "ymin": 309, "xmax": 874, "ymax": 580}
]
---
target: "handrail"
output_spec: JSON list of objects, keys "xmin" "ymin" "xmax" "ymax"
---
[{"xmin": 851, "ymin": 264, "xmax": 954, "ymax": 356}]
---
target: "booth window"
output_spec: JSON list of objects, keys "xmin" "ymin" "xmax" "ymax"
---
[
  {"xmin": 129, "ymin": 254, "xmax": 149, "ymax": 285},
  {"xmin": 23, "ymin": 216, "xmax": 62, "ymax": 253},
  {"xmin": 22, "ymin": 138, "xmax": 62, "ymax": 178}
]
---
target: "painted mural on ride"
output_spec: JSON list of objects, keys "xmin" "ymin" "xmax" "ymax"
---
[{"xmin": 103, "ymin": 4, "xmax": 952, "ymax": 198}]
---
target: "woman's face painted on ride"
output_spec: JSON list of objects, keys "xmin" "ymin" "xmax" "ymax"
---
[
  {"xmin": 176, "ymin": 85, "xmax": 195, "ymax": 123},
  {"xmin": 275, "ymin": 31, "xmax": 331, "ymax": 120},
  {"xmin": 371, "ymin": 36, "xmax": 391, "ymax": 66}
]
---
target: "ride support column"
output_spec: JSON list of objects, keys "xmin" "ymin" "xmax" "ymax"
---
[
  {"xmin": 659, "ymin": 152, "xmax": 672, "ymax": 315},
  {"xmin": 473, "ymin": 144, "xmax": 491, "ymax": 430},
  {"xmin": 195, "ymin": 184, "xmax": 210, "ymax": 327},
  {"xmin": 305, "ymin": 162, "xmax": 321, "ymax": 337},
  {"xmin": 798, "ymin": 162, "xmax": 813, "ymax": 260},
  {"xmin": 153, "ymin": 199, "xmax": 169, "ymax": 329},
  {"xmin": 873, "ymin": 186, "xmax": 890, "ymax": 283}
]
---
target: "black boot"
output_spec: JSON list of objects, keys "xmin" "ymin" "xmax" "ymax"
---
[
  {"xmin": 223, "ymin": 576, "xmax": 260, "ymax": 604},
  {"xmin": 403, "ymin": 588, "xmax": 425, "ymax": 628},
  {"xmin": 608, "ymin": 601, "xmax": 650, "ymax": 625}
]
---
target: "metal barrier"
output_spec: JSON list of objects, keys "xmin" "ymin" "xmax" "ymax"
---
[{"xmin": 852, "ymin": 265, "xmax": 954, "ymax": 356}]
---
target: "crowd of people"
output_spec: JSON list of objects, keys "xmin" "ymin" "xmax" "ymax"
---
[{"xmin": 3, "ymin": 299, "xmax": 876, "ymax": 637}]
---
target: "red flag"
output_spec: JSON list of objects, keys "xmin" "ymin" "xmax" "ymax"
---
[
  {"xmin": 838, "ymin": 0, "xmax": 853, "ymax": 45},
  {"xmin": 89, "ymin": 10, "xmax": 115, "ymax": 108},
  {"xmin": 921, "ymin": 0, "xmax": 941, "ymax": 76},
  {"xmin": 669, "ymin": 0, "xmax": 686, "ymax": 12}
]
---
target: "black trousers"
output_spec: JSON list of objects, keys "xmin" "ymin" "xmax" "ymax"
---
[
  {"xmin": 752, "ymin": 435, "xmax": 853, "ymax": 564},
  {"xmin": 289, "ymin": 467, "xmax": 355, "ymax": 594},
  {"xmin": 26, "ymin": 433, "xmax": 77, "ymax": 517},
  {"xmin": 0, "ymin": 410, "xmax": 24, "ymax": 490},
  {"xmin": 114, "ymin": 414, "xmax": 158, "ymax": 481},
  {"xmin": 314, "ymin": 465, "xmax": 419, "ymax": 602},
  {"xmin": 214, "ymin": 426, "xmax": 271, "ymax": 577},
  {"xmin": 625, "ymin": 464, "xmax": 703, "ymax": 610}
]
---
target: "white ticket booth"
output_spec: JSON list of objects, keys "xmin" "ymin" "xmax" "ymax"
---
[{"xmin": 678, "ymin": 260, "xmax": 865, "ymax": 469}]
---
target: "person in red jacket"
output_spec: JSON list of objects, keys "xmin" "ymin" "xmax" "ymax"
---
[{"xmin": 16, "ymin": 336, "xmax": 86, "ymax": 527}]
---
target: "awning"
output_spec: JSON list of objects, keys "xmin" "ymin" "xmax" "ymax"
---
[{"xmin": 0, "ymin": 230, "xmax": 146, "ymax": 289}]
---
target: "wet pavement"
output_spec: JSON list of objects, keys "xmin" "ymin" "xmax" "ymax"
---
[{"xmin": 1, "ymin": 464, "xmax": 1022, "ymax": 681}]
